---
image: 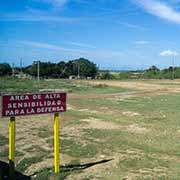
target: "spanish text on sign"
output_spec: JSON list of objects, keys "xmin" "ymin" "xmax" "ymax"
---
[{"xmin": 2, "ymin": 92, "xmax": 66, "ymax": 117}]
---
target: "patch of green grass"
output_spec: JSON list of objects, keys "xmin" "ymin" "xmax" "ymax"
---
[
  {"xmin": 23, "ymin": 145, "xmax": 49, "ymax": 155},
  {"xmin": 33, "ymin": 160, "xmax": 84, "ymax": 180},
  {"xmin": 33, "ymin": 168, "xmax": 70, "ymax": 180},
  {"xmin": 62, "ymin": 139, "xmax": 97, "ymax": 158},
  {"xmin": 0, "ymin": 149, "xmax": 24, "ymax": 158},
  {"xmin": 0, "ymin": 77, "xmax": 88, "ymax": 93},
  {"xmin": 46, "ymin": 138, "xmax": 97, "ymax": 158},
  {"xmin": 33, "ymin": 165, "xmax": 81, "ymax": 180},
  {"xmin": 15, "ymin": 150, "xmax": 24, "ymax": 157},
  {"xmin": 116, "ymin": 94, "xmax": 180, "ymax": 114},
  {"xmin": 65, "ymin": 110, "xmax": 91, "ymax": 123},
  {"xmin": 38, "ymin": 127, "xmax": 52, "ymax": 138},
  {"xmin": 0, "ymin": 77, "xmax": 131, "ymax": 94},
  {"xmin": 119, "ymin": 155, "xmax": 169, "ymax": 170},
  {"xmin": 46, "ymin": 138, "xmax": 53, "ymax": 146},
  {"xmin": 76, "ymin": 83, "xmax": 130, "ymax": 94},
  {"xmin": 83, "ymin": 127, "xmax": 180, "ymax": 159},
  {"xmin": 0, "ymin": 134, "xmax": 8, "ymax": 146},
  {"xmin": 0, "ymin": 150, "xmax": 8, "ymax": 157},
  {"xmin": 17, "ymin": 155, "xmax": 44, "ymax": 172},
  {"xmin": 16, "ymin": 146, "xmax": 49, "ymax": 172}
]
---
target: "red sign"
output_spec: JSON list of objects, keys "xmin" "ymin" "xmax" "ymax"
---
[{"xmin": 2, "ymin": 92, "xmax": 66, "ymax": 117}]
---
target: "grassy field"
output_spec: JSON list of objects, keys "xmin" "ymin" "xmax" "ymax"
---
[{"xmin": 1, "ymin": 77, "xmax": 180, "ymax": 179}]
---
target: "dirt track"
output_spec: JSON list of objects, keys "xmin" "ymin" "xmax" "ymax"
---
[{"xmin": 82, "ymin": 79, "xmax": 180, "ymax": 93}]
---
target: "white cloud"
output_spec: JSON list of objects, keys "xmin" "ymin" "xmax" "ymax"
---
[
  {"xmin": 18, "ymin": 40, "xmax": 87, "ymax": 53},
  {"xmin": 134, "ymin": 41, "xmax": 149, "ymax": 45},
  {"xmin": 133, "ymin": 0, "xmax": 180, "ymax": 24},
  {"xmin": 160, "ymin": 50, "xmax": 178, "ymax": 56},
  {"xmin": 17, "ymin": 40, "xmax": 125, "ymax": 59},
  {"xmin": 68, "ymin": 42, "xmax": 96, "ymax": 49}
]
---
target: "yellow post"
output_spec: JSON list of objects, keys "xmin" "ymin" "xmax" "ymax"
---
[
  {"xmin": 54, "ymin": 113, "xmax": 60, "ymax": 173},
  {"xmin": 9, "ymin": 116, "xmax": 15, "ymax": 180}
]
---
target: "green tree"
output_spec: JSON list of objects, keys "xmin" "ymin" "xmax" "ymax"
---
[
  {"xmin": 0, "ymin": 63, "xmax": 12, "ymax": 76},
  {"xmin": 25, "ymin": 58, "xmax": 98, "ymax": 79},
  {"xmin": 100, "ymin": 71, "xmax": 115, "ymax": 79},
  {"xmin": 26, "ymin": 61, "xmax": 55, "ymax": 78},
  {"xmin": 53, "ymin": 61, "xmax": 67, "ymax": 78},
  {"xmin": 143, "ymin": 65, "xmax": 160, "ymax": 79},
  {"xmin": 71, "ymin": 58, "xmax": 98, "ymax": 78}
]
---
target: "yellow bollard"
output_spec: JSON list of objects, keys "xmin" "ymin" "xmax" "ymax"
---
[
  {"xmin": 54, "ymin": 113, "xmax": 60, "ymax": 173},
  {"xmin": 9, "ymin": 116, "xmax": 15, "ymax": 180}
]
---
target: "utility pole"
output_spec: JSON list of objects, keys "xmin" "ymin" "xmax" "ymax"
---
[
  {"xmin": 172, "ymin": 55, "xmax": 175, "ymax": 80},
  {"xmin": 77, "ymin": 64, "xmax": 80, "ymax": 79},
  {"xmin": 20, "ymin": 58, "xmax": 23, "ymax": 73},
  {"xmin": 37, "ymin": 61, "xmax": 40, "ymax": 81},
  {"xmin": 20, "ymin": 58, "xmax": 23, "ymax": 78},
  {"xmin": 12, "ymin": 63, "xmax": 15, "ymax": 77}
]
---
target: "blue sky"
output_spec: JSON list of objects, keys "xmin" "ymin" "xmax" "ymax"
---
[{"xmin": 1, "ymin": 0, "xmax": 180, "ymax": 69}]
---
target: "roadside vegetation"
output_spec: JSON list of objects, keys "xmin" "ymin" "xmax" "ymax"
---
[
  {"xmin": 0, "ymin": 58, "xmax": 97, "ymax": 79},
  {"xmin": 0, "ymin": 77, "xmax": 129, "ymax": 94},
  {"xmin": 1, "ymin": 59, "xmax": 180, "ymax": 81},
  {"xmin": 99, "ymin": 65, "xmax": 180, "ymax": 80}
]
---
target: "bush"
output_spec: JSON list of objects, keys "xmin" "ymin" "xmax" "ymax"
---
[{"xmin": 0, "ymin": 63, "xmax": 12, "ymax": 76}]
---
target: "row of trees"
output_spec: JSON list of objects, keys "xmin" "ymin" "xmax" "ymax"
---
[
  {"xmin": 26, "ymin": 58, "xmax": 97, "ymax": 78},
  {"xmin": 1, "ymin": 61, "xmax": 180, "ymax": 80},
  {"xmin": 0, "ymin": 58, "xmax": 98, "ymax": 79},
  {"xmin": 98, "ymin": 66, "xmax": 180, "ymax": 80}
]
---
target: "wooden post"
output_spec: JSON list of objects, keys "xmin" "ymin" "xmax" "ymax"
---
[
  {"xmin": 54, "ymin": 113, "xmax": 60, "ymax": 173},
  {"xmin": 9, "ymin": 117, "xmax": 15, "ymax": 180}
]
